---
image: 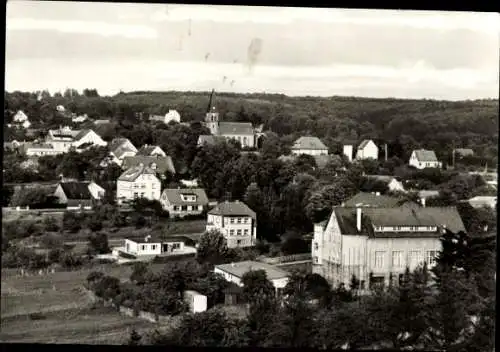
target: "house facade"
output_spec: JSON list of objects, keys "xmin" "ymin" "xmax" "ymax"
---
[
  {"xmin": 291, "ymin": 136, "xmax": 329, "ymax": 156},
  {"xmin": 356, "ymin": 140, "xmax": 379, "ymax": 160},
  {"xmin": 312, "ymin": 206, "xmax": 465, "ymax": 289},
  {"xmin": 206, "ymin": 201, "xmax": 257, "ymax": 248},
  {"xmin": 409, "ymin": 149, "xmax": 442, "ymax": 169},
  {"xmin": 116, "ymin": 165, "xmax": 161, "ymax": 204},
  {"xmin": 160, "ymin": 188, "xmax": 208, "ymax": 218},
  {"xmin": 46, "ymin": 126, "xmax": 107, "ymax": 153},
  {"xmin": 122, "ymin": 236, "xmax": 185, "ymax": 256}
]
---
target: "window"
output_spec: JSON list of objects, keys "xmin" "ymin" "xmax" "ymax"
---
[
  {"xmin": 230, "ymin": 230, "xmax": 235, "ymax": 236},
  {"xmin": 313, "ymin": 256, "xmax": 318, "ymax": 264},
  {"xmin": 244, "ymin": 229, "xmax": 249, "ymax": 236},
  {"xmin": 374, "ymin": 251, "xmax": 385, "ymax": 268},
  {"xmin": 140, "ymin": 245, "xmax": 146, "ymax": 251},
  {"xmin": 237, "ymin": 229, "xmax": 242, "ymax": 236},
  {"xmin": 237, "ymin": 240, "xmax": 242, "ymax": 245},
  {"xmin": 237, "ymin": 218, "xmax": 241, "ymax": 224},
  {"xmin": 360, "ymin": 280, "xmax": 365, "ymax": 290},
  {"xmin": 392, "ymin": 251, "xmax": 403, "ymax": 268},
  {"xmin": 151, "ymin": 245, "xmax": 157, "ymax": 250},
  {"xmin": 133, "ymin": 192, "xmax": 138, "ymax": 198},
  {"xmin": 181, "ymin": 205, "xmax": 187, "ymax": 211},
  {"xmin": 426, "ymin": 250, "xmax": 438, "ymax": 266},
  {"xmin": 393, "ymin": 226, "xmax": 402, "ymax": 231},
  {"xmin": 230, "ymin": 218, "xmax": 235, "ymax": 224},
  {"xmin": 314, "ymin": 242, "xmax": 319, "ymax": 250},
  {"xmin": 140, "ymin": 192, "xmax": 145, "ymax": 197},
  {"xmin": 408, "ymin": 250, "xmax": 423, "ymax": 267},
  {"xmin": 172, "ymin": 243, "xmax": 180, "ymax": 249},
  {"xmin": 173, "ymin": 206, "xmax": 178, "ymax": 211}
]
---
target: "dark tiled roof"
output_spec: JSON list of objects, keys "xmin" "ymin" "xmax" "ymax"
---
[
  {"xmin": 59, "ymin": 182, "xmax": 92, "ymax": 200},
  {"xmin": 414, "ymin": 149, "xmax": 439, "ymax": 162},
  {"xmin": 218, "ymin": 122, "xmax": 254, "ymax": 135},
  {"xmin": 118, "ymin": 164, "xmax": 157, "ymax": 182},
  {"xmin": 216, "ymin": 261, "xmax": 289, "ymax": 280},
  {"xmin": 74, "ymin": 129, "xmax": 92, "ymax": 141},
  {"xmin": 122, "ymin": 155, "xmax": 175, "ymax": 174},
  {"xmin": 208, "ymin": 201, "xmax": 256, "ymax": 219},
  {"xmin": 161, "ymin": 188, "xmax": 209, "ymax": 206},
  {"xmin": 291, "ymin": 136, "xmax": 328, "ymax": 150},
  {"xmin": 333, "ymin": 206, "xmax": 465, "ymax": 238},
  {"xmin": 343, "ymin": 192, "xmax": 409, "ymax": 208}
]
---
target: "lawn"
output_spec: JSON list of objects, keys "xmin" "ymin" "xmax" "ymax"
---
[{"xmin": 0, "ymin": 306, "xmax": 154, "ymax": 344}]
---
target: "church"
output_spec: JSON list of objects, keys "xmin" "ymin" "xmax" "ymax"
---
[{"xmin": 197, "ymin": 90, "xmax": 263, "ymax": 148}]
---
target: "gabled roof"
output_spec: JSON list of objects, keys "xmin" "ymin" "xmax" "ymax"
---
[
  {"xmin": 413, "ymin": 149, "xmax": 439, "ymax": 162},
  {"xmin": 137, "ymin": 145, "xmax": 164, "ymax": 156},
  {"xmin": 74, "ymin": 129, "xmax": 93, "ymax": 141},
  {"xmin": 208, "ymin": 201, "xmax": 256, "ymax": 219},
  {"xmin": 122, "ymin": 155, "xmax": 175, "ymax": 174},
  {"xmin": 343, "ymin": 192, "xmax": 410, "ymax": 208},
  {"xmin": 112, "ymin": 145, "xmax": 136, "ymax": 159},
  {"xmin": 109, "ymin": 138, "xmax": 135, "ymax": 151},
  {"xmin": 161, "ymin": 188, "xmax": 209, "ymax": 206},
  {"xmin": 291, "ymin": 136, "xmax": 328, "ymax": 151},
  {"xmin": 58, "ymin": 182, "xmax": 93, "ymax": 200},
  {"xmin": 215, "ymin": 260, "xmax": 289, "ymax": 280},
  {"xmin": 332, "ymin": 206, "xmax": 465, "ymax": 238},
  {"xmin": 218, "ymin": 122, "xmax": 254, "ymax": 135},
  {"xmin": 358, "ymin": 139, "xmax": 374, "ymax": 150},
  {"xmin": 118, "ymin": 164, "xmax": 158, "ymax": 182}
]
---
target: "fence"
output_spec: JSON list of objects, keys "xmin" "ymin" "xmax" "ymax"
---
[{"xmin": 259, "ymin": 253, "xmax": 312, "ymax": 265}]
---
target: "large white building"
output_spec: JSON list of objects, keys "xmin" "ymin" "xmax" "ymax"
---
[
  {"xmin": 409, "ymin": 149, "xmax": 442, "ymax": 169},
  {"xmin": 45, "ymin": 126, "xmax": 107, "ymax": 153},
  {"xmin": 116, "ymin": 164, "xmax": 161, "ymax": 204},
  {"xmin": 312, "ymin": 206, "xmax": 465, "ymax": 289},
  {"xmin": 290, "ymin": 136, "xmax": 329, "ymax": 156},
  {"xmin": 206, "ymin": 201, "xmax": 257, "ymax": 248},
  {"xmin": 356, "ymin": 140, "xmax": 379, "ymax": 160}
]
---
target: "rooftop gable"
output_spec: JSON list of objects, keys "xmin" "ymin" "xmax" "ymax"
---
[
  {"xmin": 208, "ymin": 200, "xmax": 256, "ymax": 219},
  {"xmin": 291, "ymin": 136, "xmax": 328, "ymax": 151}
]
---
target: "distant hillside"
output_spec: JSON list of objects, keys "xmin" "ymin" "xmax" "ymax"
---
[{"xmin": 4, "ymin": 90, "xmax": 498, "ymax": 165}]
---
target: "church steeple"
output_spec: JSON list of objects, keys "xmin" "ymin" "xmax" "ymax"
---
[{"xmin": 205, "ymin": 89, "xmax": 220, "ymax": 135}]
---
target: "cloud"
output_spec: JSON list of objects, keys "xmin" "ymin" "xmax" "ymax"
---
[
  {"xmin": 151, "ymin": 5, "xmax": 500, "ymax": 34},
  {"xmin": 7, "ymin": 18, "xmax": 158, "ymax": 39}
]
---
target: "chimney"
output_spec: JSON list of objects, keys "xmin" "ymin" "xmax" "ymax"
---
[
  {"xmin": 421, "ymin": 198, "xmax": 426, "ymax": 208},
  {"xmin": 356, "ymin": 208, "xmax": 362, "ymax": 231}
]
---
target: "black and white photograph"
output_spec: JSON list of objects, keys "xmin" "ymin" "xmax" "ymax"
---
[{"xmin": 2, "ymin": 1, "xmax": 498, "ymax": 349}]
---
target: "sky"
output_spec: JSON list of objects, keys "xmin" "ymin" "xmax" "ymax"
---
[{"xmin": 5, "ymin": 1, "xmax": 500, "ymax": 100}]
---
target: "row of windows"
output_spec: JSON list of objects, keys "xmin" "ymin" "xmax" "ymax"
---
[
  {"xmin": 374, "ymin": 250, "xmax": 438, "ymax": 268},
  {"xmin": 173, "ymin": 205, "xmax": 203, "ymax": 211},
  {"xmin": 229, "ymin": 229, "xmax": 250, "ymax": 236},
  {"xmin": 228, "ymin": 135, "xmax": 250, "ymax": 146},
  {"xmin": 228, "ymin": 217, "xmax": 250, "ymax": 224},
  {"xmin": 373, "ymin": 226, "xmax": 437, "ymax": 232}
]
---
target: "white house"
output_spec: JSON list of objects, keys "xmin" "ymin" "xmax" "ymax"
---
[
  {"xmin": 120, "ymin": 236, "xmax": 186, "ymax": 257},
  {"xmin": 290, "ymin": 136, "xmax": 329, "ymax": 156},
  {"xmin": 45, "ymin": 126, "xmax": 107, "ymax": 153},
  {"xmin": 343, "ymin": 145, "xmax": 353, "ymax": 162},
  {"xmin": 150, "ymin": 109, "xmax": 181, "ymax": 124},
  {"xmin": 214, "ymin": 261, "xmax": 289, "ymax": 296},
  {"xmin": 312, "ymin": 206, "xmax": 465, "ymax": 289},
  {"xmin": 116, "ymin": 164, "xmax": 161, "ymax": 204},
  {"xmin": 137, "ymin": 145, "xmax": 167, "ymax": 157},
  {"xmin": 22, "ymin": 142, "xmax": 61, "ymax": 156},
  {"xmin": 108, "ymin": 138, "xmax": 138, "ymax": 165},
  {"xmin": 160, "ymin": 188, "xmax": 209, "ymax": 218},
  {"xmin": 206, "ymin": 201, "xmax": 257, "ymax": 248},
  {"xmin": 11, "ymin": 110, "xmax": 31, "ymax": 129},
  {"xmin": 356, "ymin": 140, "xmax": 379, "ymax": 160},
  {"xmin": 364, "ymin": 175, "xmax": 406, "ymax": 193},
  {"xmin": 409, "ymin": 149, "xmax": 442, "ymax": 169}
]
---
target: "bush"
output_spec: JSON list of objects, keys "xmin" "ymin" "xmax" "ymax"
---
[
  {"xmin": 63, "ymin": 212, "xmax": 85, "ymax": 233},
  {"xmin": 151, "ymin": 252, "xmax": 196, "ymax": 263},
  {"xmin": 42, "ymin": 216, "xmax": 60, "ymax": 232},
  {"xmin": 88, "ymin": 232, "xmax": 110, "ymax": 255},
  {"xmin": 59, "ymin": 252, "xmax": 84, "ymax": 269}
]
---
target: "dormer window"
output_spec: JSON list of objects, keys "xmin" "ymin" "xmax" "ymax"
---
[{"xmin": 180, "ymin": 194, "xmax": 197, "ymax": 202}]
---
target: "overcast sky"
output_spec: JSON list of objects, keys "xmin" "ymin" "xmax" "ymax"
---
[{"xmin": 5, "ymin": 1, "xmax": 500, "ymax": 100}]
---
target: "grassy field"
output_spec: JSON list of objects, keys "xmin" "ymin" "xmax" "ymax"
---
[
  {"xmin": 2, "ymin": 209, "xmax": 64, "ymax": 224},
  {"xmin": 0, "ymin": 306, "xmax": 154, "ymax": 344},
  {"xmin": 1, "ymin": 264, "xmax": 171, "ymax": 344}
]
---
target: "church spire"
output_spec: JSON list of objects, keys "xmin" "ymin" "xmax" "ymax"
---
[{"xmin": 207, "ymin": 88, "xmax": 216, "ymax": 113}]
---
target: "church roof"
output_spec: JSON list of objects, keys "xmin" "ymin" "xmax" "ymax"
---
[{"xmin": 218, "ymin": 122, "xmax": 254, "ymax": 135}]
